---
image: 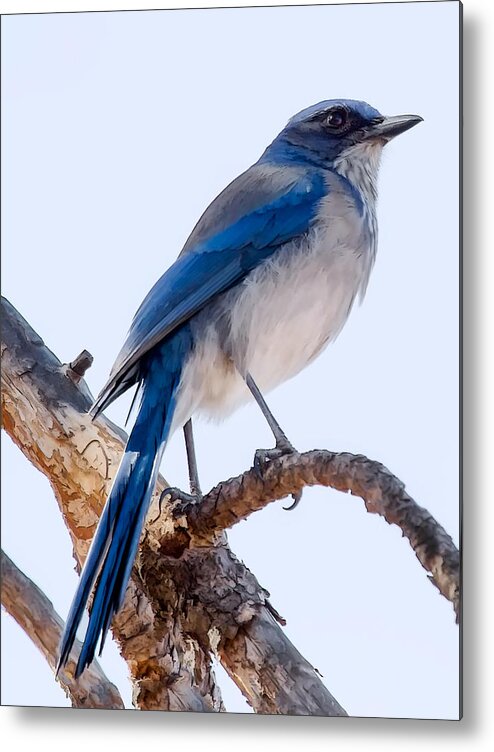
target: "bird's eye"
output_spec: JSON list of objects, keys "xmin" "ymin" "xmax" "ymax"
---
[{"xmin": 325, "ymin": 107, "xmax": 349, "ymax": 130}]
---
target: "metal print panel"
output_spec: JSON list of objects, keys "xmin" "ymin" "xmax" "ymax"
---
[{"xmin": 1, "ymin": 1, "xmax": 461, "ymax": 719}]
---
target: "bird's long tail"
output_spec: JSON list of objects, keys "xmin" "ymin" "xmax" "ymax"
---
[{"xmin": 57, "ymin": 330, "xmax": 191, "ymax": 677}]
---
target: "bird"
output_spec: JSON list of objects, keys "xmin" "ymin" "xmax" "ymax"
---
[{"xmin": 57, "ymin": 98, "xmax": 422, "ymax": 677}]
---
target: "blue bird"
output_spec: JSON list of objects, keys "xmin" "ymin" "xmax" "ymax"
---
[{"xmin": 57, "ymin": 99, "xmax": 422, "ymax": 677}]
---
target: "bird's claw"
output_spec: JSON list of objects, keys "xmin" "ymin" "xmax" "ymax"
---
[
  {"xmin": 283, "ymin": 489, "xmax": 303, "ymax": 511},
  {"xmin": 253, "ymin": 448, "xmax": 273, "ymax": 479},
  {"xmin": 252, "ymin": 440, "xmax": 303, "ymax": 511},
  {"xmin": 253, "ymin": 438, "xmax": 296, "ymax": 477},
  {"xmin": 158, "ymin": 486, "xmax": 202, "ymax": 519}
]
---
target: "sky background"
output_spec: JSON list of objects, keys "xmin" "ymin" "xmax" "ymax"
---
[{"xmin": 1, "ymin": 2, "xmax": 460, "ymax": 719}]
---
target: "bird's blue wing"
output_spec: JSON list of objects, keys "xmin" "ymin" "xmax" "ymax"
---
[{"xmin": 91, "ymin": 163, "xmax": 326, "ymax": 416}]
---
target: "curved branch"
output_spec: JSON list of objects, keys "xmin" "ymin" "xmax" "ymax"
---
[
  {"xmin": 1, "ymin": 549, "xmax": 124, "ymax": 709},
  {"xmin": 181, "ymin": 451, "xmax": 460, "ymax": 620}
]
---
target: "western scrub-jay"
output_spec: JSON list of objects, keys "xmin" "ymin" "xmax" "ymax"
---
[{"xmin": 58, "ymin": 99, "xmax": 422, "ymax": 676}]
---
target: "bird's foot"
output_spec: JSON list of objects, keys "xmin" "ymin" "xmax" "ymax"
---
[
  {"xmin": 158, "ymin": 486, "xmax": 203, "ymax": 519},
  {"xmin": 253, "ymin": 439, "xmax": 303, "ymax": 511},
  {"xmin": 253, "ymin": 435, "xmax": 297, "ymax": 477}
]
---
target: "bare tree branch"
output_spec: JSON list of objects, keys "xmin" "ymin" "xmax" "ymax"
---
[
  {"xmin": 1, "ymin": 297, "xmax": 223, "ymax": 713},
  {"xmin": 1, "ymin": 549, "xmax": 124, "ymax": 709},
  {"xmin": 1, "ymin": 291, "xmax": 459, "ymax": 714},
  {"xmin": 1, "ymin": 296, "xmax": 345, "ymax": 715},
  {"xmin": 170, "ymin": 544, "xmax": 347, "ymax": 716},
  {"xmin": 1, "ymin": 292, "xmax": 459, "ymax": 715},
  {"xmin": 179, "ymin": 451, "xmax": 460, "ymax": 620}
]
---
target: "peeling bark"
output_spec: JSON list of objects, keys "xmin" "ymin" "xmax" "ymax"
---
[
  {"xmin": 157, "ymin": 544, "xmax": 347, "ymax": 716},
  {"xmin": 1, "ymin": 549, "xmax": 124, "ymax": 709},
  {"xmin": 1, "ymin": 297, "xmax": 223, "ymax": 713}
]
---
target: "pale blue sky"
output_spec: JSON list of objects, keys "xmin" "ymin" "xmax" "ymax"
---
[{"xmin": 1, "ymin": 2, "xmax": 460, "ymax": 718}]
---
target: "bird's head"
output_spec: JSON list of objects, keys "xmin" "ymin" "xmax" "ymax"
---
[{"xmin": 260, "ymin": 99, "xmax": 423, "ymax": 170}]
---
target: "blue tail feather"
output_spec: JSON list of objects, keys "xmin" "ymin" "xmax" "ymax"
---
[{"xmin": 57, "ymin": 328, "xmax": 191, "ymax": 677}]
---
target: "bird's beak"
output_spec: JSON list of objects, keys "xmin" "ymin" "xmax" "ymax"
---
[{"xmin": 364, "ymin": 113, "xmax": 423, "ymax": 142}]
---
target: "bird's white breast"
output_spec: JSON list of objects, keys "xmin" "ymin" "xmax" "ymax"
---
[{"xmin": 172, "ymin": 174, "xmax": 376, "ymax": 429}]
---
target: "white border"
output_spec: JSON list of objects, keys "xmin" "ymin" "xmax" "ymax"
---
[{"xmin": 1, "ymin": 1, "xmax": 492, "ymax": 750}]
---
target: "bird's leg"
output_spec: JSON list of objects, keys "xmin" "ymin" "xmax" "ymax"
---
[
  {"xmin": 246, "ymin": 373, "xmax": 294, "ymax": 454},
  {"xmin": 183, "ymin": 418, "xmax": 202, "ymax": 501},
  {"xmin": 245, "ymin": 372, "xmax": 302, "ymax": 510},
  {"xmin": 159, "ymin": 419, "xmax": 202, "ymax": 517}
]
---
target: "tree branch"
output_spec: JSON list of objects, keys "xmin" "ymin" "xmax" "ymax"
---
[
  {"xmin": 179, "ymin": 451, "xmax": 460, "ymax": 621},
  {"xmin": 1, "ymin": 292, "xmax": 459, "ymax": 713},
  {"xmin": 1, "ymin": 297, "xmax": 223, "ymax": 713},
  {"xmin": 1, "ymin": 549, "xmax": 124, "ymax": 709},
  {"xmin": 1, "ymin": 296, "xmax": 345, "ymax": 715},
  {"xmin": 174, "ymin": 544, "xmax": 347, "ymax": 716}
]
